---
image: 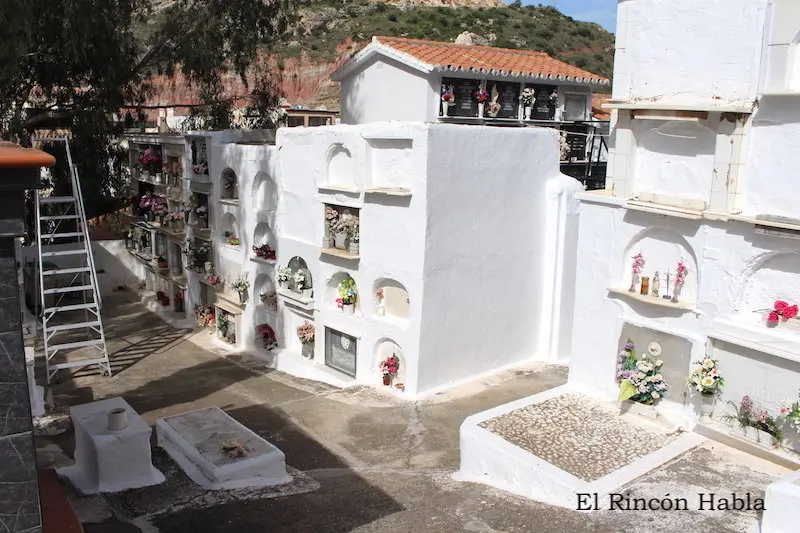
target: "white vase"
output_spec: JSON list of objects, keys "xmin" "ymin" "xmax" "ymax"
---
[
  {"xmin": 671, "ymin": 283, "xmax": 683, "ymax": 303},
  {"xmin": 279, "ymin": 280, "xmax": 288, "ymax": 290},
  {"xmin": 334, "ymin": 231, "xmax": 348, "ymax": 250},
  {"xmin": 342, "ymin": 303, "xmax": 355, "ymax": 315},
  {"xmin": 302, "ymin": 342, "xmax": 314, "ymax": 358},
  {"xmin": 204, "ymin": 262, "xmax": 213, "ymax": 275},
  {"xmin": 524, "ymin": 106, "xmax": 532, "ymax": 120},
  {"xmin": 323, "ymin": 235, "xmax": 332, "ymax": 248},
  {"xmin": 442, "ymin": 104, "xmax": 449, "ymax": 117},
  {"xmin": 302, "ymin": 288, "xmax": 313, "ymax": 299},
  {"xmin": 478, "ymin": 102, "xmax": 485, "ymax": 118},
  {"xmin": 699, "ymin": 393, "xmax": 716, "ymax": 423},
  {"xmin": 349, "ymin": 242, "xmax": 359, "ymax": 255},
  {"xmin": 377, "ymin": 305, "xmax": 385, "ymax": 316},
  {"xmin": 107, "ymin": 408, "xmax": 128, "ymax": 430}
]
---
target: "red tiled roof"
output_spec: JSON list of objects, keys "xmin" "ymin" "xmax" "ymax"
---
[
  {"xmin": 371, "ymin": 36, "xmax": 609, "ymax": 85},
  {"xmin": 592, "ymin": 94, "xmax": 612, "ymax": 120}
]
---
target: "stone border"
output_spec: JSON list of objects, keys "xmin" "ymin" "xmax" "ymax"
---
[{"xmin": 455, "ymin": 384, "xmax": 705, "ymax": 510}]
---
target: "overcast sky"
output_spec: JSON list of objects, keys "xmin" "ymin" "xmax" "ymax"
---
[{"xmin": 526, "ymin": 0, "xmax": 617, "ymax": 33}]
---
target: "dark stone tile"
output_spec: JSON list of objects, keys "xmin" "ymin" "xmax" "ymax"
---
[
  {"xmin": 0, "ymin": 331, "xmax": 25, "ymax": 379},
  {"xmin": 0, "ymin": 433, "xmax": 37, "ymax": 483},
  {"xmin": 0, "ymin": 297, "xmax": 23, "ymax": 334},
  {"xmin": 0, "ymin": 480, "xmax": 41, "ymax": 532},
  {"xmin": 0, "ymin": 383, "xmax": 33, "ymax": 437}
]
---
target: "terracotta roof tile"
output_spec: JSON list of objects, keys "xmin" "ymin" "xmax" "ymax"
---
[{"xmin": 373, "ymin": 36, "xmax": 608, "ymax": 85}]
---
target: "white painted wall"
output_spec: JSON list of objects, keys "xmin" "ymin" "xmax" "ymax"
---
[
  {"xmin": 340, "ymin": 56, "xmax": 433, "ymax": 125},
  {"xmin": 614, "ymin": 0, "xmax": 768, "ymax": 105}
]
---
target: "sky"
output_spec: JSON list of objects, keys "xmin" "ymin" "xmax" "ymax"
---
[{"xmin": 527, "ymin": 0, "xmax": 617, "ymax": 33}]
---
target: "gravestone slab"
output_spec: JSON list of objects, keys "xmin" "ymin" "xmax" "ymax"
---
[{"xmin": 156, "ymin": 407, "xmax": 292, "ymax": 490}]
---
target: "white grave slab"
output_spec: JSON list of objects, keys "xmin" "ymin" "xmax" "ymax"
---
[
  {"xmin": 762, "ymin": 470, "xmax": 800, "ymax": 533},
  {"xmin": 58, "ymin": 397, "xmax": 165, "ymax": 494},
  {"xmin": 156, "ymin": 406, "xmax": 292, "ymax": 490}
]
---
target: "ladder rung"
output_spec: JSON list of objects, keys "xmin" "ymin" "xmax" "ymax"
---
[
  {"xmin": 44, "ymin": 303, "xmax": 98, "ymax": 314},
  {"xmin": 48, "ymin": 339, "xmax": 105, "ymax": 352},
  {"xmin": 50, "ymin": 358, "xmax": 108, "ymax": 370},
  {"xmin": 41, "ymin": 249, "xmax": 88, "ymax": 257},
  {"xmin": 41, "ymin": 232, "xmax": 84, "ymax": 239},
  {"xmin": 42, "ymin": 284, "xmax": 93, "ymax": 295},
  {"xmin": 46, "ymin": 321, "xmax": 101, "ymax": 333},
  {"xmin": 40, "ymin": 196, "xmax": 76, "ymax": 204},
  {"xmin": 43, "ymin": 267, "xmax": 91, "ymax": 276},
  {"xmin": 40, "ymin": 215, "xmax": 80, "ymax": 221}
]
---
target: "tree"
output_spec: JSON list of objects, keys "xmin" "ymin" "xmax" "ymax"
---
[{"xmin": 0, "ymin": 0, "xmax": 295, "ymax": 218}]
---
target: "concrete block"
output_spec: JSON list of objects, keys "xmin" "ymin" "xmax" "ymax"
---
[{"xmin": 762, "ymin": 470, "xmax": 800, "ymax": 533}]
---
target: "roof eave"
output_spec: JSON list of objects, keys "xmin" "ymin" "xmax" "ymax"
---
[
  {"xmin": 331, "ymin": 39, "xmax": 434, "ymax": 82},
  {"xmin": 432, "ymin": 65, "xmax": 609, "ymax": 86}
]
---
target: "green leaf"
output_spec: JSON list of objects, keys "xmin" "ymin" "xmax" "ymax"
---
[{"xmin": 618, "ymin": 379, "xmax": 637, "ymax": 402}]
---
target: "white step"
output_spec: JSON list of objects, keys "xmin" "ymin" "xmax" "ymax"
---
[
  {"xmin": 42, "ymin": 267, "xmax": 91, "ymax": 276},
  {"xmin": 40, "ymin": 215, "xmax": 80, "ymax": 221},
  {"xmin": 44, "ymin": 303, "xmax": 98, "ymax": 314},
  {"xmin": 51, "ymin": 358, "xmax": 109, "ymax": 370},
  {"xmin": 42, "ymin": 284, "xmax": 93, "ymax": 295},
  {"xmin": 40, "ymin": 196, "xmax": 76, "ymax": 204},
  {"xmin": 41, "ymin": 249, "xmax": 88, "ymax": 258},
  {"xmin": 41, "ymin": 232, "xmax": 84, "ymax": 239},
  {"xmin": 46, "ymin": 321, "xmax": 101, "ymax": 333},
  {"xmin": 48, "ymin": 339, "xmax": 105, "ymax": 352}
]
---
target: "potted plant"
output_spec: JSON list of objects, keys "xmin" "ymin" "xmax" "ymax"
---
[
  {"xmin": 296, "ymin": 321, "xmax": 315, "ymax": 358},
  {"xmin": 217, "ymin": 312, "xmax": 230, "ymax": 340},
  {"xmin": 723, "ymin": 396, "xmax": 782, "ymax": 449},
  {"xmin": 473, "ymin": 87, "xmax": 490, "ymax": 118},
  {"xmin": 686, "ymin": 356, "xmax": 725, "ymax": 423},
  {"xmin": 252, "ymin": 243, "xmax": 276, "ymax": 260},
  {"xmin": 324, "ymin": 206, "xmax": 339, "ymax": 248},
  {"xmin": 616, "ymin": 338, "xmax": 668, "ymax": 417},
  {"xmin": 258, "ymin": 324, "xmax": 278, "ymax": 350},
  {"xmin": 293, "ymin": 270, "xmax": 312, "ymax": 298},
  {"xmin": 441, "ymin": 85, "xmax": 455, "ymax": 117},
  {"xmin": 336, "ymin": 278, "xmax": 357, "ymax": 315},
  {"xmin": 520, "ymin": 87, "xmax": 535, "ymax": 120},
  {"xmin": 277, "ymin": 266, "xmax": 291, "ymax": 290},
  {"xmin": 231, "ymin": 273, "xmax": 250, "ymax": 304},
  {"xmin": 376, "ymin": 288, "xmax": 385, "ymax": 316},
  {"xmin": 380, "ymin": 353, "xmax": 400, "ymax": 386}
]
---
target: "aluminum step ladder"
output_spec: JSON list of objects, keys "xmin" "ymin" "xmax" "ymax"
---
[{"xmin": 32, "ymin": 137, "xmax": 111, "ymax": 382}]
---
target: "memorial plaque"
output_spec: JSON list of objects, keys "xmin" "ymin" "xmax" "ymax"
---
[
  {"xmin": 495, "ymin": 82, "xmax": 521, "ymax": 119},
  {"xmin": 444, "ymin": 77, "xmax": 480, "ymax": 117},
  {"xmin": 325, "ymin": 328, "xmax": 357, "ymax": 377},
  {"xmin": 527, "ymin": 84, "xmax": 557, "ymax": 120},
  {"xmin": 561, "ymin": 124, "xmax": 589, "ymax": 160}
]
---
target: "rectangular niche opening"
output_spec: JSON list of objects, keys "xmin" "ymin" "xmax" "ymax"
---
[
  {"xmin": 325, "ymin": 327, "xmax": 357, "ymax": 377},
  {"xmin": 366, "ymin": 139, "xmax": 413, "ymax": 193},
  {"xmin": 619, "ymin": 323, "xmax": 692, "ymax": 404},
  {"xmin": 322, "ymin": 204, "xmax": 360, "ymax": 259}
]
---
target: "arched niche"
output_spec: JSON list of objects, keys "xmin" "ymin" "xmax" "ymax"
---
[
  {"xmin": 221, "ymin": 212, "xmax": 239, "ymax": 243},
  {"xmin": 254, "ymin": 273, "xmax": 277, "ymax": 310},
  {"xmin": 255, "ymin": 323, "xmax": 278, "ymax": 351},
  {"xmin": 253, "ymin": 222, "xmax": 275, "ymax": 247},
  {"xmin": 252, "ymin": 171, "xmax": 278, "ymax": 213},
  {"xmin": 375, "ymin": 338, "xmax": 405, "ymax": 385},
  {"xmin": 287, "ymin": 256, "xmax": 312, "ymax": 292},
  {"xmin": 621, "ymin": 227, "xmax": 698, "ymax": 305},
  {"xmin": 374, "ymin": 278, "xmax": 410, "ymax": 319},
  {"xmin": 221, "ymin": 168, "xmax": 238, "ymax": 199},
  {"xmin": 326, "ymin": 143, "xmax": 356, "ymax": 189},
  {"xmin": 734, "ymin": 250, "xmax": 800, "ymax": 320},
  {"xmin": 326, "ymin": 272, "xmax": 359, "ymax": 311}
]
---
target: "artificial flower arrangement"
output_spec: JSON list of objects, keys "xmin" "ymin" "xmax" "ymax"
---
[
  {"xmin": 151, "ymin": 197, "xmax": 168, "ymax": 216},
  {"xmin": 441, "ymin": 85, "xmax": 455, "ymax": 104},
  {"xmin": 194, "ymin": 305, "xmax": 216, "ymax": 328},
  {"xmin": 779, "ymin": 390, "xmax": 800, "ymax": 432},
  {"xmin": 722, "ymin": 395, "xmax": 783, "ymax": 444},
  {"xmin": 223, "ymin": 231, "xmax": 240, "ymax": 246},
  {"xmin": 380, "ymin": 354, "xmax": 400, "ymax": 383},
  {"xmin": 139, "ymin": 192, "xmax": 153, "ymax": 212},
  {"xmin": 207, "ymin": 274, "xmax": 223, "ymax": 286},
  {"xmin": 277, "ymin": 266, "xmax": 291, "ymax": 284},
  {"xmin": 767, "ymin": 300, "xmax": 799, "ymax": 326},
  {"xmin": 230, "ymin": 273, "xmax": 250, "ymax": 294},
  {"xmin": 217, "ymin": 312, "xmax": 231, "ymax": 339},
  {"xmin": 138, "ymin": 148, "xmax": 162, "ymax": 174},
  {"xmin": 686, "ymin": 356, "xmax": 725, "ymax": 396},
  {"xmin": 258, "ymin": 324, "xmax": 278, "ymax": 350},
  {"xmin": 519, "ymin": 87, "xmax": 535, "ymax": 107},
  {"xmin": 192, "ymin": 160, "xmax": 209, "ymax": 175},
  {"xmin": 376, "ymin": 288, "xmax": 384, "ymax": 301},
  {"xmin": 195, "ymin": 205, "xmax": 208, "ymax": 216},
  {"xmin": 325, "ymin": 206, "xmax": 340, "ymax": 232},
  {"xmin": 616, "ymin": 338, "xmax": 668, "ymax": 405},
  {"xmin": 336, "ymin": 278, "xmax": 358, "ymax": 308},
  {"xmin": 559, "ymin": 132, "xmax": 570, "ymax": 161},
  {"xmin": 221, "ymin": 440, "xmax": 251, "ymax": 459},
  {"xmin": 473, "ymin": 88, "xmax": 490, "ymax": 103},
  {"xmin": 293, "ymin": 270, "xmax": 308, "ymax": 291},
  {"xmin": 260, "ymin": 291, "xmax": 278, "ymax": 310},
  {"xmin": 155, "ymin": 255, "xmax": 168, "ymax": 269},
  {"xmin": 252, "ymin": 243, "xmax": 276, "ymax": 260},
  {"xmin": 296, "ymin": 321, "xmax": 315, "ymax": 345},
  {"xmin": 628, "ymin": 252, "xmax": 645, "ymax": 292}
]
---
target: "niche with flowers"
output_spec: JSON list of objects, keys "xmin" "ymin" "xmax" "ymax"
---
[
  {"xmin": 374, "ymin": 278, "xmax": 410, "ymax": 319},
  {"xmin": 286, "ymin": 256, "xmax": 313, "ymax": 295},
  {"xmin": 327, "ymin": 272, "xmax": 359, "ymax": 314},
  {"xmin": 221, "ymin": 212, "xmax": 240, "ymax": 247},
  {"xmin": 221, "ymin": 168, "xmax": 238, "ymax": 199},
  {"xmin": 252, "ymin": 222, "xmax": 276, "ymax": 261},
  {"xmin": 254, "ymin": 273, "xmax": 278, "ymax": 311},
  {"xmin": 732, "ymin": 250, "xmax": 800, "ymax": 330},
  {"xmin": 375, "ymin": 339, "xmax": 405, "ymax": 389}
]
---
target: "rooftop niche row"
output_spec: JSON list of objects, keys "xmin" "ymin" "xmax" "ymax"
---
[{"xmin": 321, "ymin": 136, "xmax": 414, "ymax": 195}]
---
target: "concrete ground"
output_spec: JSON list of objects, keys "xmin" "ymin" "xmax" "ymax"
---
[{"xmin": 35, "ymin": 293, "xmax": 789, "ymax": 533}]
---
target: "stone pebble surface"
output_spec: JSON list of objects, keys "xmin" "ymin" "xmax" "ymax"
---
[{"xmin": 478, "ymin": 392, "xmax": 681, "ymax": 482}]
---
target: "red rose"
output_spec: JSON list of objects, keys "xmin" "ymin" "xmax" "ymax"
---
[
  {"xmin": 774, "ymin": 301, "xmax": 789, "ymax": 312},
  {"xmin": 785, "ymin": 305, "xmax": 799, "ymax": 320},
  {"xmin": 768, "ymin": 311, "xmax": 780, "ymax": 324}
]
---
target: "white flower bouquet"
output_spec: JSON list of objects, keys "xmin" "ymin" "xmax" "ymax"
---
[{"xmin": 686, "ymin": 356, "xmax": 725, "ymax": 396}]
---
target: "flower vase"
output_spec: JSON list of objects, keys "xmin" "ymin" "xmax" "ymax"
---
[
  {"xmin": 382, "ymin": 374, "xmax": 392, "ymax": 386},
  {"xmin": 671, "ymin": 283, "xmax": 683, "ymax": 303},
  {"xmin": 302, "ymin": 288, "xmax": 313, "ymax": 299},
  {"xmin": 478, "ymin": 102, "xmax": 485, "ymax": 118},
  {"xmin": 377, "ymin": 305, "xmax": 385, "ymax": 316},
  {"xmin": 155, "ymin": 173, "xmax": 162, "ymax": 184},
  {"xmin": 699, "ymin": 392, "xmax": 716, "ymax": 423},
  {"xmin": 302, "ymin": 342, "xmax": 313, "ymax": 358},
  {"xmin": 524, "ymin": 106, "xmax": 532, "ymax": 120},
  {"xmin": 342, "ymin": 303, "xmax": 355, "ymax": 315},
  {"xmin": 238, "ymin": 290, "xmax": 248, "ymax": 304},
  {"xmin": 323, "ymin": 234, "xmax": 332, "ymax": 248},
  {"xmin": 349, "ymin": 242, "xmax": 359, "ymax": 255},
  {"xmin": 334, "ymin": 231, "xmax": 348, "ymax": 250},
  {"xmin": 629, "ymin": 273, "xmax": 639, "ymax": 292},
  {"xmin": 279, "ymin": 280, "xmax": 289, "ymax": 290},
  {"xmin": 442, "ymin": 104, "xmax": 449, "ymax": 118}
]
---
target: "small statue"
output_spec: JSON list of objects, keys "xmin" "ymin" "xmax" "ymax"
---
[
  {"xmin": 486, "ymin": 84, "xmax": 502, "ymax": 117},
  {"xmin": 662, "ymin": 271, "xmax": 672, "ymax": 300},
  {"xmin": 651, "ymin": 271, "xmax": 660, "ymax": 297}
]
